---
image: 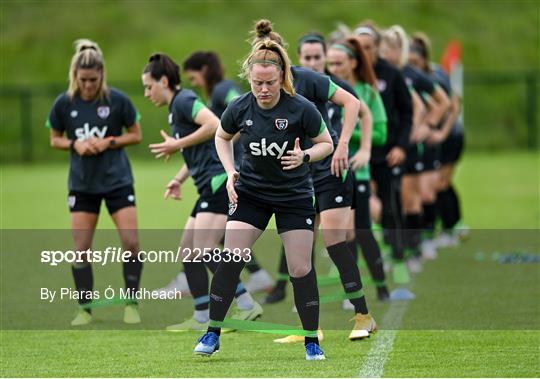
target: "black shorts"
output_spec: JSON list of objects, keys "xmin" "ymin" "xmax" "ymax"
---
[
  {"xmin": 68, "ymin": 185, "xmax": 135, "ymax": 214},
  {"xmin": 421, "ymin": 143, "xmax": 441, "ymax": 172},
  {"xmin": 190, "ymin": 181, "xmax": 229, "ymax": 217},
  {"xmin": 351, "ymin": 177, "xmax": 371, "ymax": 210},
  {"xmin": 228, "ymin": 189, "xmax": 315, "ymax": 234},
  {"xmin": 440, "ymin": 132, "xmax": 464, "ymax": 165},
  {"xmin": 404, "ymin": 144, "xmax": 425, "ymax": 175},
  {"xmin": 314, "ymin": 173, "xmax": 353, "ymax": 213}
]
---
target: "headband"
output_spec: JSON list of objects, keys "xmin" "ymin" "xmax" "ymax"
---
[
  {"xmin": 250, "ymin": 59, "xmax": 282, "ymax": 68},
  {"xmin": 298, "ymin": 34, "xmax": 325, "ymax": 46},
  {"xmin": 354, "ymin": 27, "xmax": 375, "ymax": 37},
  {"xmin": 410, "ymin": 43, "xmax": 427, "ymax": 58},
  {"xmin": 330, "ymin": 44, "xmax": 355, "ymax": 58}
]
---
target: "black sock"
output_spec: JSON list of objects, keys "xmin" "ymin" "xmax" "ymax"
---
[
  {"xmin": 289, "ymin": 269, "xmax": 319, "ymax": 346},
  {"xmin": 184, "ymin": 261, "xmax": 209, "ymax": 310},
  {"xmin": 447, "ymin": 185, "xmax": 461, "ymax": 229},
  {"xmin": 347, "ymin": 239, "xmax": 358, "ymax": 262},
  {"xmin": 72, "ymin": 263, "xmax": 93, "ymax": 312},
  {"xmin": 404, "ymin": 213, "xmax": 422, "ymax": 253},
  {"xmin": 123, "ymin": 255, "xmax": 143, "ymax": 303},
  {"xmin": 209, "ymin": 260, "xmax": 246, "ymax": 323},
  {"xmin": 356, "ymin": 230, "xmax": 386, "ymax": 284},
  {"xmin": 207, "ymin": 326, "xmax": 221, "ymax": 336},
  {"xmin": 423, "ymin": 202, "xmax": 437, "ymax": 236},
  {"xmin": 275, "ymin": 245, "xmax": 289, "ymax": 289},
  {"xmin": 327, "ymin": 242, "xmax": 368, "ymax": 314},
  {"xmin": 204, "ymin": 253, "xmax": 247, "ymax": 299},
  {"xmin": 245, "ymin": 252, "xmax": 262, "ymax": 274}
]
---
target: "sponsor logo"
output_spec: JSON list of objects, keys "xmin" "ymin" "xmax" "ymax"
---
[
  {"xmin": 97, "ymin": 106, "xmax": 110, "ymax": 119},
  {"xmin": 306, "ymin": 218, "xmax": 313, "ymax": 226},
  {"xmin": 249, "ymin": 138, "xmax": 288, "ymax": 158},
  {"xmin": 357, "ymin": 184, "xmax": 366, "ymax": 193},
  {"xmin": 70, "ymin": 110, "xmax": 78, "ymax": 118},
  {"xmin": 68, "ymin": 196, "xmax": 76, "ymax": 208},
  {"xmin": 74, "ymin": 123, "xmax": 108, "ymax": 141},
  {"xmin": 245, "ymin": 119, "xmax": 253, "ymax": 127},
  {"xmin": 392, "ymin": 166, "xmax": 401, "ymax": 176},
  {"xmin": 377, "ymin": 79, "xmax": 387, "ymax": 92},
  {"xmin": 200, "ymin": 201, "xmax": 209, "ymax": 209},
  {"xmin": 127, "ymin": 195, "xmax": 135, "ymax": 202},
  {"xmin": 335, "ymin": 196, "xmax": 343, "ymax": 203},
  {"xmin": 228, "ymin": 203, "xmax": 237, "ymax": 215},
  {"xmin": 210, "ymin": 293, "xmax": 223, "ymax": 302},
  {"xmin": 275, "ymin": 118, "xmax": 288, "ymax": 131}
]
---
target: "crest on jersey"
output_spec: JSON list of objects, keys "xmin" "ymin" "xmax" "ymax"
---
[
  {"xmin": 228, "ymin": 203, "xmax": 238, "ymax": 216},
  {"xmin": 275, "ymin": 118, "xmax": 288, "ymax": 131},
  {"xmin": 97, "ymin": 106, "xmax": 110, "ymax": 119}
]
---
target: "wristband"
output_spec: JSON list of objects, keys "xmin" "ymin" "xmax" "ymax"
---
[{"xmin": 302, "ymin": 152, "xmax": 311, "ymax": 163}]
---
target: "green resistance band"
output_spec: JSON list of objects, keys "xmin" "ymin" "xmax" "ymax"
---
[
  {"xmin": 211, "ymin": 319, "xmax": 317, "ymax": 337},
  {"xmin": 81, "ymin": 297, "xmax": 132, "ymax": 309}
]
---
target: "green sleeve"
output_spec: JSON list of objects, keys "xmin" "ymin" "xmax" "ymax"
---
[
  {"xmin": 327, "ymin": 79, "xmax": 339, "ymax": 100},
  {"xmin": 45, "ymin": 119, "xmax": 52, "ymax": 129},
  {"xmin": 191, "ymin": 98, "xmax": 206, "ymax": 120},
  {"xmin": 224, "ymin": 88, "xmax": 241, "ymax": 105},
  {"xmin": 372, "ymin": 121, "xmax": 387, "ymax": 146},
  {"xmin": 367, "ymin": 87, "xmax": 387, "ymax": 124},
  {"xmin": 317, "ymin": 119, "xmax": 327, "ymax": 136}
]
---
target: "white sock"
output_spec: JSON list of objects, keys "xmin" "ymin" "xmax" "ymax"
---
[
  {"xmin": 194, "ymin": 309, "xmax": 209, "ymax": 323},
  {"xmin": 235, "ymin": 292, "xmax": 254, "ymax": 310}
]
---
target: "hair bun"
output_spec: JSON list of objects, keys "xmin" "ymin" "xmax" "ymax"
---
[
  {"xmin": 255, "ymin": 19, "xmax": 273, "ymax": 37},
  {"xmin": 74, "ymin": 39, "xmax": 100, "ymax": 54}
]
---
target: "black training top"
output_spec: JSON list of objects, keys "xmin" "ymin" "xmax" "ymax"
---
[
  {"xmin": 46, "ymin": 88, "xmax": 139, "ymax": 194},
  {"xmin": 373, "ymin": 58, "xmax": 413, "ymax": 162},
  {"xmin": 403, "ymin": 64, "xmax": 436, "ymax": 99},
  {"xmin": 220, "ymin": 90, "xmax": 326, "ymax": 201},
  {"xmin": 430, "ymin": 65, "xmax": 464, "ymax": 135},
  {"xmin": 209, "ymin": 80, "xmax": 242, "ymax": 118},
  {"xmin": 169, "ymin": 89, "xmax": 224, "ymax": 193},
  {"xmin": 208, "ymin": 79, "xmax": 245, "ymax": 169},
  {"xmin": 326, "ymin": 73, "xmax": 357, "ymax": 139},
  {"xmin": 291, "ymin": 66, "xmax": 340, "ymax": 184}
]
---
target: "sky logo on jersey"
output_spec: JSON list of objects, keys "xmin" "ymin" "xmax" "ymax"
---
[
  {"xmin": 97, "ymin": 106, "xmax": 110, "ymax": 119},
  {"xmin": 275, "ymin": 118, "xmax": 288, "ymax": 131},
  {"xmin": 74, "ymin": 123, "xmax": 108, "ymax": 140},
  {"xmin": 249, "ymin": 138, "xmax": 288, "ymax": 159}
]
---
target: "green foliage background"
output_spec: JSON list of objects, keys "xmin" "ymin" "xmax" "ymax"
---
[{"xmin": 1, "ymin": 0, "xmax": 539, "ymax": 161}]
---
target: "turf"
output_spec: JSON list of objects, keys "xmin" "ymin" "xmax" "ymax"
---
[{"xmin": 1, "ymin": 151, "xmax": 539, "ymax": 377}]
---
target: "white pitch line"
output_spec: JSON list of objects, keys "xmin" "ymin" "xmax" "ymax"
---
[{"xmin": 358, "ymin": 299, "xmax": 411, "ymax": 378}]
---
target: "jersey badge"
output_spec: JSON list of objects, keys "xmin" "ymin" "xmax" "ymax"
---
[
  {"xmin": 97, "ymin": 106, "xmax": 110, "ymax": 119},
  {"xmin": 275, "ymin": 118, "xmax": 288, "ymax": 131}
]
